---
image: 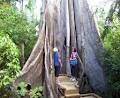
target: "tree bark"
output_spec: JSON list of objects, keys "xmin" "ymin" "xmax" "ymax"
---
[
  {"xmin": 21, "ymin": 43, "xmax": 25, "ymax": 67},
  {"xmin": 73, "ymin": 0, "xmax": 106, "ymax": 94},
  {"xmin": 21, "ymin": 0, "xmax": 23, "ymax": 10},
  {"xmin": 68, "ymin": 0, "xmax": 77, "ymax": 48},
  {"xmin": 66, "ymin": 0, "xmax": 71, "ymax": 76},
  {"xmin": 15, "ymin": 0, "xmax": 106, "ymax": 97}
]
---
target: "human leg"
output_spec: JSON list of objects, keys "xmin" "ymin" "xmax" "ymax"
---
[
  {"xmin": 55, "ymin": 66, "xmax": 60, "ymax": 84},
  {"xmin": 70, "ymin": 65, "xmax": 76, "ymax": 81}
]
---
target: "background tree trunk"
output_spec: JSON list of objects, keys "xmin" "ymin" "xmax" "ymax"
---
[
  {"xmin": 15, "ymin": 0, "xmax": 106, "ymax": 97},
  {"xmin": 21, "ymin": 43, "xmax": 25, "ymax": 67},
  {"xmin": 66, "ymin": 0, "xmax": 71, "ymax": 76}
]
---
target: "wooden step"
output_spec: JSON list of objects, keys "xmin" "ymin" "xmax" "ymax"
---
[
  {"xmin": 65, "ymin": 89, "xmax": 79, "ymax": 95},
  {"xmin": 58, "ymin": 82, "xmax": 79, "ymax": 95},
  {"xmin": 65, "ymin": 93, "xmax": 80, "ymax": 98},
  {"xmin": 80, "ymin": 93, "xmax": 102, "ymax": 98},
  {"xmin": 59, "ymin": 75, "xmax": 71, "ymax": 82},
  {"xmin": 58, "ymin": 87, "xmax": 79, "ymax": 96},
  {"xmin": 60, "ymin": 96, "xmax": 65, "ymax": 98},
  {"xmin": 58, "ymin": 75, "xmax": 80, "ymax": 98}
]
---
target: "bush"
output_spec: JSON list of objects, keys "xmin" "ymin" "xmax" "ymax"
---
[
  {"xmin": 104, "ymin": 16, "xmax": 120, "ymax": 97},
  {"xmin": 16, "ymin": 82, "xmax": 43, "ymax": 98},
  {"xmin": 0, "ymin": 33, "xmax": 20, "ymax": 87},
  {"xmin": 0, "ymin": 3, "xmax": 36, "ymax": 61}
]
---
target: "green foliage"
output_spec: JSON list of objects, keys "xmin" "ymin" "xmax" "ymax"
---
[
  {"xmin": 26, "ymin": 0, "xmax": 33, "ymax": 10},
  {"xmin": 0, "ymin": 33, "xmax": 20, "ymax": 87},
  {"xmin": 0, "ymin": 3, "xmax": 36, "ymax": 60},
  {"xmin": 108, "ymin": 0, "xmax": 120, "ymax": 21},
  {"xmin": 16, "ymin": 82, "xmax": 43, "ymax": 98},
  {"xmin": 0, "ymin": 1, "xmax": 36, "ymax": 89},
  {"xmin": 0, "ymin": 1, "xmax": 37, "ymax": 96},
  {"xmin": 30, "ymin": 87, "xmax": 43, "ymax": 98},
  {"xmin": 0, "ymin": 3, "xmax": 36, "ymax": 43},
  {"xmin": 95, "ymin": 8, "xmax": 107, "ymax": 37},
  {"xmin": 0, "ymin": 84, "xmax": 18, "ymax": 98},
  {"xmin": 97, "ymin": 5, "xmax": 120, "ymax": 97},
  {"xmin": 17, "ymin": 82, "xmax": 28, "ymax": 96},
  {"xmin": 0, "ymin": 0, "xmax": 16, "ymax": 3},
  {"xmin": 104, "ymin": 16, "xmax": 120, "ymax": 97}
]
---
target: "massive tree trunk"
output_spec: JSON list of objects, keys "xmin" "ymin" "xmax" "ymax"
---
[{"xmin": 15, "ymin": 0, "xmax": 106, "ymax": 97}]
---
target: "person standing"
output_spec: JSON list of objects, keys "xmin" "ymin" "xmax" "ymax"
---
[
  {"xmin": 53, "ymin": 47, "xmax": 62, "ymax": 84},
  {"xmin": 70, "ymin": 47, "xmax": 78, "ymax": 81}
]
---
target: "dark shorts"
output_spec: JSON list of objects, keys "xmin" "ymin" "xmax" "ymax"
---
[{"xmin": 54, "ymin": 65, "xmax": 60, "ymax": 77}]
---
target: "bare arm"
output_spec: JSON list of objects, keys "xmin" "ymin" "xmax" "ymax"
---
[{"xmin": 58, "ymin": 53, "xmax": 62, "ymax": 67}]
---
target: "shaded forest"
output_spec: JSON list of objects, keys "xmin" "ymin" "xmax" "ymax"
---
[{"xmin": 0, "ymin": 0, "xmax": 120, "ymax": 98}]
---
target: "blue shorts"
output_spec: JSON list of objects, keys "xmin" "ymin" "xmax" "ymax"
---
[{"xmin": 70, "ymin": 59, "xmax": 77, "ymax": 65}]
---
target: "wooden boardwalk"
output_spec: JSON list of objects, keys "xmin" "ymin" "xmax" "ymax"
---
[
  {"xmin": 57, "ymin": 75, "xmax": 102, "ymax": 98},
  {"xmin": 57, "ymin": 75, "xmax": 80, "ymax": 98}
]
